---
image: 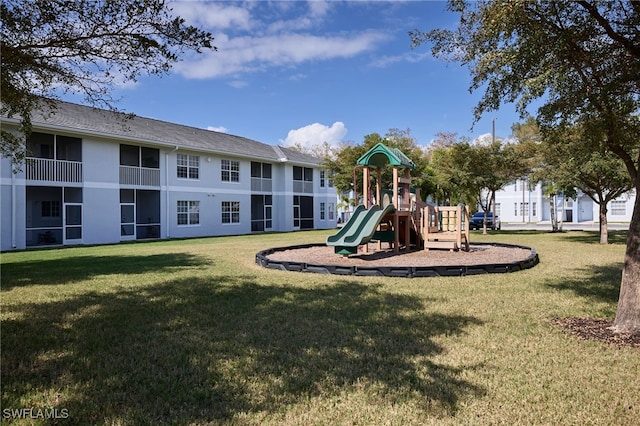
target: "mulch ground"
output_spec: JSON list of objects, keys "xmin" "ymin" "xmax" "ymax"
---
[{"xmin": 552, "ymin": 317, "xmax": 640, "ymax": 349}]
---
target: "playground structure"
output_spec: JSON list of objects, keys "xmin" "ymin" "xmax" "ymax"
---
[
  {"xmin": 326, "ymin": 143, "xmax": 470, "ymax": 256},
  {"xmin": 421, "ymin": 204, "xmax": 470, "ymax": 252}
]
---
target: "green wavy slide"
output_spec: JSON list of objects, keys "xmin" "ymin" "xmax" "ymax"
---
[{"xmin": 326, "ymin": 204, "xmax": 396, "ymax": 255}]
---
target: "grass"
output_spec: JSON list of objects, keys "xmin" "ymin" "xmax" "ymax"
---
[{"xmin": 1, "ymin": 230, "xmax": 638, "ymax": 425}]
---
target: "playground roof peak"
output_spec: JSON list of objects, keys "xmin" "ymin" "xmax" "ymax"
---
[{"xmin": 356, "ymin": 143, "xmax": 416, "ymax": 169}]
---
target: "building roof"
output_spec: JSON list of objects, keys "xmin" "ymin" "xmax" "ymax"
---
[{"xmin": 2, "ymin": 99, "xmax": 321, "ymax": 166}]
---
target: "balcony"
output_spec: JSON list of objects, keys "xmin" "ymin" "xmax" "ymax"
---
[
  {"xmin": 119, "ymin": 165, "xmax": 160, "ymax": 186},
  {"xmin": 251, "ymin": 177, "xmax": 272, "ymax": 192},
  {"xmin": 26, "ymin": 158, "xmax": 82, "ymax": 183},
  {"xmin": 293, "ymin": 180, "xmax": 314, "ymax": 193}
]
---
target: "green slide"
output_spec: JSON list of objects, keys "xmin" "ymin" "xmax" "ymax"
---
[
  {"xmin": 326, "ymin": 204, "xmax": 396, "ymax": 255},
  {"xmin": 326, "ymin": 205, "xmax": 366, "ymax": 246}
]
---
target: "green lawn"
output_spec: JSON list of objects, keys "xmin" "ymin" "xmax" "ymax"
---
[{"xmin": 1, "ymin": 230, "xmax": 638, "ymax": 425}]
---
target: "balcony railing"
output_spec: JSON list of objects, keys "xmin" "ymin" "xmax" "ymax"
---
[
  {"xmin": 119, "ymin": 165, "xmax": 160, "ymax": 186},
  {"xmin": 26, "ymin": 158, "xmax": 83, "ymax": 183},
  {"xmin": 293, "ymin": 180, "xmax": 313, "ymax": 193},
  {"xmin": 251, "ymin": 177, "xmax": 272, "ymax": 192}
]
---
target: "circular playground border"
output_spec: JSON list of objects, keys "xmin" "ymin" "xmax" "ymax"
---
[{"xmin": 255, "ymin": 242, "xmax": 539, "ymax": 278}]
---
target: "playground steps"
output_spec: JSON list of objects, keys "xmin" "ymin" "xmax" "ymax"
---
[
  {"xmin": 424, "ymin": 240, "xmax": 460, "ymax": 251},
  {"xmin": 423, "ymin": 231, "xmax": 469, "ymax": 252}
]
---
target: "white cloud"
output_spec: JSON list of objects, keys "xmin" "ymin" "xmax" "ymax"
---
[
  {"xmin": 369, "ymin": 51, "xmax": 432, "ymax": 68},
  {"xmin": 170, "ymin": 1, "xmax": 387, "ymax": 80},
  {"xmin": 472, "ymin": 133, "xmax": 493, "ymax": 146},
  {"xmin": 267, "ymin": 0, "xmax": 331, "ymax": 32},
  {"xmin": 170, "ymin": 2, "xmax": 252, "ymax": 31},
  {"xmin": 282, "ymin": 122, "xmax": 348, "ymax": 150},
  {"xmin": 175, "ymin": 31, "xmax": 387, "ymax": 79},
  {"xmin": 308, "ymin": 0, "xmax": 331, "ymax": 18},
  {"xmin": 207, "ymin": 125, "xmax": 229, "ymax": 133}
]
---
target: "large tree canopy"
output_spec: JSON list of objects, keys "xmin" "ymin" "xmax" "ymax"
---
[
  {"xmin": 412, "ymin": 0, "xmax": 640, "ymax": 333},
  {"xmin": 1, "ymin": 0, "xmax": 215, "ymax": 166}
]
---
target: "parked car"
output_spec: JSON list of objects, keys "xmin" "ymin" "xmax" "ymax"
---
[{"xmin": 469, "ymin": 211, "xmax": 501, "ymax": 230}]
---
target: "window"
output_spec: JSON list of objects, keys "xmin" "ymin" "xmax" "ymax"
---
[
  {"xmin": 532, "ymin": 202, "xmax": 537, "ymax": 217},
  {"xmin": 120, "ymin": 144, "xmax": 159, "ymax": 168},
  {"xmin": 251, "ymin": 162, "xmax": 272, "ymax": 179},
  {"xmin": 611, "ymin": 200, "xmax": 626, "ymax": 215},
  {"xmin": 141, "ymin": 147, "xmax": 159, "ymax": 168},
  {"xmin": 26, "ymin": 132, "xmax": 83, "ymax": 162},
  {"xmin": 320, "ymin": 170, "xmax": 334, "ymax": 188},
  {"xmin": 177, "ymin": 154, "xmax": 199, "ymax": 179},
  {"xmin": 320, "ymin": 202, "xmax": 326, "ymax": 220},
  {"xmin": 251, "ymin": 162, "xmax": 272, "ymax": 191},
  {"xmin": 221, "ymin": 159, "xmax": 240, "ymax": 182},
  {"xmin": 42, "ymin": 201, "xmax": 61, "ymax": 217},
  {"xmin": 293, "ymin": 166, "xmax": 313, "ymax": 182},
  {"xmin": 56, "ymin": 135, "xmax": 82, "ymax": 161},
  {"xmin": 222, "ymin": 201, "xmax": 240, "ymax": 223},
  {"xmin": 329, "ymin": 203, "xmax": 335, "ymax": 220},
  {"xmin": 177, "ymin": 201, "xmax": 200, "ymax": 225},
  {"xmin": 120, "ymin": 144, "xmax": 139, "ymax": 166},
  {"xmin": 27, "ymin": 132, "xmax": 54, "ymax": 159},
  {"xmin": 293, "ymin": 166, "xmax": 313, "ymax": 193}
]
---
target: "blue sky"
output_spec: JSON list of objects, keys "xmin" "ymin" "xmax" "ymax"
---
[{"xmin": 65, "ymin": 1, "xmax": 535, "ymax": 150}]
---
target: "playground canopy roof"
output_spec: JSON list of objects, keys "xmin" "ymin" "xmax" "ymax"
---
[{"xmin": 356, "ymin": 143, "xmax": 416, "ymax": 170}]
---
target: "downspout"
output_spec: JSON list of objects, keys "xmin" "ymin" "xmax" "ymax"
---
[{"xmin": 166, "ymin": 146, "xmax": 178, "ymax": 238}]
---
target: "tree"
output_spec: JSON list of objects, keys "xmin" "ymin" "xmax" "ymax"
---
[
  {"xmin": 324, "ymin": 129, "xmax": 431, "ymax": 205},
  {"xmin": 541, "ymin": 124, "xmax": 634, "ymax": 243},
  {"xmin": 411, "ymin": 0, "xmax": 640, "ymax": 333},
  {"xmin": 1, "ymin": 0, "xmax": 215, "ymax": 168},
  {"xmin": 511, "ymin": 116, "xmax": 633, "ymax": 239},
  {"xmin": 430, "ymin": 139, "xmax": 524, "ymax": 234},
  {"xmin": 425, "ymin": 132, "xmax": 469, "ymax": 205}
]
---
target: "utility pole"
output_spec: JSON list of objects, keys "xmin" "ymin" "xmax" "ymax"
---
[{"xmin": 492, "ymin": 118, "xmax": 497, "ymax": 222}]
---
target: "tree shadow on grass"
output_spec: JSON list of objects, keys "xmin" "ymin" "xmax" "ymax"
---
[
  {"xmin": 562, "ymin": 230, "xmax": 628, "ymax": 245},
  {"xmin": 0, "ymin": 253, "xmax": 211, "ymax": 290},
  {"xmin": 1, "ymin": 277, "xmax": 484, "ymax": 423},
  {"xmin": 544, "ymin": 263, "xmax": 622, "ymax": 316}
]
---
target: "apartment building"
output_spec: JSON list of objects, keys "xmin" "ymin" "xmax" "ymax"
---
[
  {"xmin": 491, "ymin": 178, "xmax": 635, "ymax": 223},
  {"xmin": 0, "ymin": 100, "xmax": 337, "ymax": 251}
]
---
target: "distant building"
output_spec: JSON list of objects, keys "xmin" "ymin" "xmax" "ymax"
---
[
  {"xmin": 1, "ymin": 100, "xmax": 337, "ymax": 250},
  {"xmin": 490, "ymin": 178, "xmax": 635, "ymax": 223}
]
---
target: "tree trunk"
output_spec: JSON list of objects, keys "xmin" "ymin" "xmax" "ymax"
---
[
  {"xmin": 599, "ymin": 202, "xmax": 608, "ymax": 244},
  {"xmin": 612, "ymin": 191, "xmax": 640, "ymax": 334},
  {"xmin": 550, "ymin": 195, "xmax": 558, "ymax": 232},
  {"xmin": 482, "ymin": 211, "xmax": 488, "ymax": 235},
  {"xmin": 558, "ymin": 195, "xmax": 564, "ymax": 232}
]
